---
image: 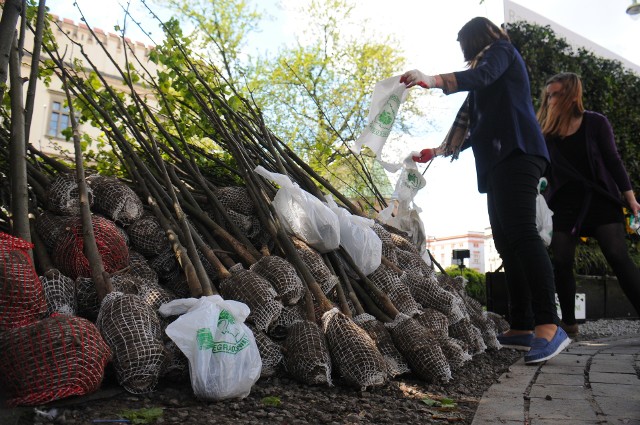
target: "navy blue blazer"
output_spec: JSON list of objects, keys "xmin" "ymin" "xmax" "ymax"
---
[{"xmin": 441, "ymin": 40, "xmax": 549, "ymax": 193}]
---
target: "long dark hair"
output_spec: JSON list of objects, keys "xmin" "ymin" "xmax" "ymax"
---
[{"xmin": 457, "ymin": 17, "xmax": 510, "ymax": 63}]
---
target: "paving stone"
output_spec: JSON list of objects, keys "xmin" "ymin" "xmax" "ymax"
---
[
  {"xmin": 590, "ymin": 382, "xmax": 640, "ymax": 399},
  {"xmin": 540, "ymin": 365, "xmax": 585, "ymax": 375},
  {"xmin": 543, "ymin": 353, "xmax": 589, "ymax": 368},
  {"xmin": 596, "ymin": 396, "xmax": 640, "ymax": 419},
  {"xmin": 529, "ymin": 384, "xmax": 587, "ymax": 400},
  {"xmin": 589, "ymin": 371, "xmax": 639, "ymax": 385},
  {"xmin": 529, "ymin": 397, "xmax": 598, "ymax": 421},
  {"xmin": 589, "ymin": 361, "xmax": 636, "ymax": 374},
  {"xmin": 536, "ymin": 371, "xmax": 585, "ymax": 386},
  {"xmin": 472, "ymin": 394, "xmax": 524, "ymax": 423}
]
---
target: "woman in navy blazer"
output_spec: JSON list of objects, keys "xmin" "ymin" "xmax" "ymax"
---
[
  {"xmin": 538, "ymin": 72, "xmax": 640, "ymax": 336},
  {"xmin": 401, "ymin": 17, "xmax": 569, "ymax": 364}
]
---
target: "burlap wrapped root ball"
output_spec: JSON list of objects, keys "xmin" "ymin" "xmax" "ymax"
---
[
  {"xmin": 250, "ymin": 255, "xmax": 305, "ymax": 306},
  {"xmin": 283, "ymin": 320, "xmax": 333, "ymax": 386},
  {"xmin": 0, "ymin": 315, "xmax": 111, "ymax": 406},
  {"xmin": 220, "ymin": 264, "xmax": 283, "ymax": 332},
  {"xmin": 247, "ymin": 323, "xmax": 283, "ymax": 378},
  {"xmin": 45, "ymin": 173, "xmax": 93, "ymax": 216},
  {"xmin": 292, "ymin": 238, "xmax": 339, "ymax": 295},
  {"xmin": 449, "ymin": 317, "xmax": 487, "ymax": 356},
  {"xmin": 386, "ymin": 313, "xmax": 452, "ymax": 383},
  {"xmin": 267, "ymin": 303, "xmax": 306, "ymax": 340},
  {"xmin": 40, "ymin": 268, "xmax": 76, "ymax": 316},
  {"xmin": 367, "ymin": 265, "xmax": 421, "ymax": 317},
  {"xmin": 353, "ymin": 313, "xmax": 410, "ymax": 377},
  {"xmin": 97, "ymin": 292, "xmax": 166, "ymax": 394},
  {"xmin": 52, "ymin": 215, "xmax": 129, "ymax": 280},
  {"xmin": 86, "ymin": 174, "xmax": 144, "ymax": 225},
  {"xmin": 402, "ymin": 271, "xmax": 467, "ymax": 325},
  {"xmin": 0, "ymin": 232, "xmax": 47, "ymax": 330},
  {"xmin": 321, "ymin": 308, "xmax": 388, "ymax": 389}
]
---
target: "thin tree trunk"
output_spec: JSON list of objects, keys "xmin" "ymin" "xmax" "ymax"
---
[
  {"xmin": 24, "ymin": 0, "xmax": 47, "ymax": 142},
  {"xmin": 60, "ymin": 73, "xmax": 113, "ymax": 301},
  {"xmin": 8, "ymin": 31, "xmax": 30, "ymax": 243},
  {"xmin": 0, "ymin": 0, "xmax": 22, "ymax": 99}
]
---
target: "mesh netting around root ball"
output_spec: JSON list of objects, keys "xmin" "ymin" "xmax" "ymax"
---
[
  {"xmin": 401, "ymin": 271, "xmax": 466, "ymax": 324},
  {"xmin": 52, "ymin": 215, "xmax": 129, "ymax": 280},
  {"xmin": 97, "ymin": 292, "xmax": 166, "ymax": 394},
  {"xmin": 470, "ymin": 312, "xmax": 501, "ymax": 351},
  {"xmin": 45, "ymin": 173, "xmax": 93, "ymax": 216},
  {"xmin": 149, "ymin": 249, "xmax": 181, "ymax": 284},
  {"xmin": 386, "ymin": 313, "xmax": 451, "ymax": 383},
  {"xmin": 371, "ymin": 223, "xmax": 393, "ymax": 245},
  {"xmin": 40, "ymin": 269, "xmax": 76, "ymax": 316},
  {"xmin": 485, "ymin": 311, "xmax": 510, "ymax": 335},
  {"xmin": 413, "ymin": 307, "xmax": 450, "ymax": 338},
  {"xmin": 0, "ymin": 233, "xmax": 47, "ymax": 330},
  {"xmin": 127, "ymin": 214, "xmax": 169, "ymax": 257},
  {"xmin": 0, "ymin": 314, "xmax": 111, "ymax": 406},
  {"xmin": 127, "ymin": 250, "xmax": 159, "ymax": 286},
  {"xmin": 380, "ymin": 242, "xmax": 398, "ymax": 266},
  {"xmin": 283, "ymin": 320, "xmax": 332, "ymax": 386},
  {"xmin": 250, "ymin": 255, "xmax": 305, "ymax": 306},
  {"xmin": 389, "ymin": 233, "xmax": 419, "ymax": 254},
  {"xmin": 353, "ymin": 313, "xmax": 410, "ymax": 377},
  {"xmin": 34, "ymin": 211, "xmax": 74, "ymax": 250},
  {"xmin": 321, "ymin": 309, "xmax": 388, "ymax": 389},
  {"xmin": 367, "ymin": 265, "xmax": 421, "ymax": 317},
  {"xmin": 267, "ymin": 303, "xmax": 306, "ymax": 340},
  {"xmin": 161, "ymin": 339, "xmax": 189, "ymax": 382},
  {"xmin": 220, "ymin": 264, "xmax": 283, "ymax": 332},
  {"xmin": 448, "ymin": 317, "xmax": 487, "ymax": 356},
  {"xmin": 214, "ymin": 186, "xmax": 255, "ymax": 216},
  {"xmin": 395, "ymin": 249, "xmax": 432, "ymax": 277},
  {"xmin": 437, "ymin": 336, "xmax": 472, "ymax": 371},
  {"xmin": 247, "ymin": 323, "xmax": 283, "ymax": 378},
  {"xmin": 294, "ymin": 241, "xmax": 338, "ymax": 295},
  {"xmin": 86, "ymin": 175, "xmax": 144, "ymax": 225},
  {"xmin": 160, "ymin": 273, "xmax": 191, "ymax": 300}
]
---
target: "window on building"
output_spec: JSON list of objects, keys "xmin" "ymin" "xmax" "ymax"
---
[{"xmin": 47, "ymin": 100, "xmax": 71, "ymax": 138}]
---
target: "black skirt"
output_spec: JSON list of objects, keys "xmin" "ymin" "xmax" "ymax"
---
[{"xmin": 549, "ymin": 185, "xmax": 624, "ymax": 237}]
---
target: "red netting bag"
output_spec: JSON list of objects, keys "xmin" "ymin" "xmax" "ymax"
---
[
  {"xmin": 0, "ymin": 232, "xmax": 46, "ymax": 330},
  {"xmin": 0, "ymin": 314, "xmax": 111, "ymax": 406},
  {"xmin": 52, "ymin": 215, "xmax": 129, "ymax": 280}
]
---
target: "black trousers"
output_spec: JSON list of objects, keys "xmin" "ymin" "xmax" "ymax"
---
[
  {"xmin": 551, "ymin": 223, "xmax": 640, "ymax": 325},
  {"xmin": 487, "ymin": 152, "xmax": 559, "ymax": 330}
]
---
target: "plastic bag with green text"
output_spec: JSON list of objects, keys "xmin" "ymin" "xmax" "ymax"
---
[{"xmin": 159, "ymin": 295, "xmax": 262, "ymax": 401}]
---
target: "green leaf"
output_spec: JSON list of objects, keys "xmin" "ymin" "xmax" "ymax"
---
[
  {"xmin": 421, "ymin": 397, "xmax": 438, "ymax": 407},
  {"xmin": 261, "ymin": 396, "xmax": 281, "ymax": 407},
  {"xmin": 119, "ymin": 407, "xmax": 164, "ymax": 424}
]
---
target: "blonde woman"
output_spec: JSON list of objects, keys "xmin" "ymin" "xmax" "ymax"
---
[{"xmin": 538, "ymin": 72, "xmax": 640, "ymax": 336}]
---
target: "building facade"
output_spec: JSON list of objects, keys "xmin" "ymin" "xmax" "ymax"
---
[{"xmin": 20, "ymin": 15, "xmax": 156, "ymax": 157}]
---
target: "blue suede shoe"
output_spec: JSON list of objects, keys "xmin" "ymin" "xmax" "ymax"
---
[
  {"xmin": 524, "ymin": 327, "xmax": 571, "ymax": 364},
  {"xmin": 497, "ymin": 333, "xmax": 534, "ymax": 351}
]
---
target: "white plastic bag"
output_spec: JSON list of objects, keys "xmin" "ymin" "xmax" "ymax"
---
[
  {"xmin": 536, "ymin": 177, "xmax": 553, "ymax": 246},
  {"xmin": 352, "ymin": 76, "xmax": 408, "ymax": 162},
  {"xmin": 325, "ymin": 196, "xmax": 382, "ymax": 275},
  {"xmin": 377, "ymin": 155, "xmax": 427, "ymax": 252},
  {"xmin": 159, "ymin": 295, "xmax": 262, "ymax": 401},
  {"xmin": 255, "ymin": 166, "xmax": 340, "ymax": 253}
]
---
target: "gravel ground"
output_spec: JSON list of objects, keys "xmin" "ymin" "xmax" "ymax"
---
[{"xmin": 10, "ymin": 318, "xmax": 640, "ymax": 425}]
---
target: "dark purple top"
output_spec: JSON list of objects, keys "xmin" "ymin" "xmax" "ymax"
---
[{"xmin": 545, "ymin": 110, "xmax": 632, "ymax": 205}]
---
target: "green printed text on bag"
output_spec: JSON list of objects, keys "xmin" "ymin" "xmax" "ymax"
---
[{"xmin": 197, "ymin": 310, "xmax": 250, "ymax": 354}]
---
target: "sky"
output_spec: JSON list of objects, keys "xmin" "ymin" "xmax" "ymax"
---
[{"xmin": 44, "ymin": 0, "xmax": 640, "ymax": 238}]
